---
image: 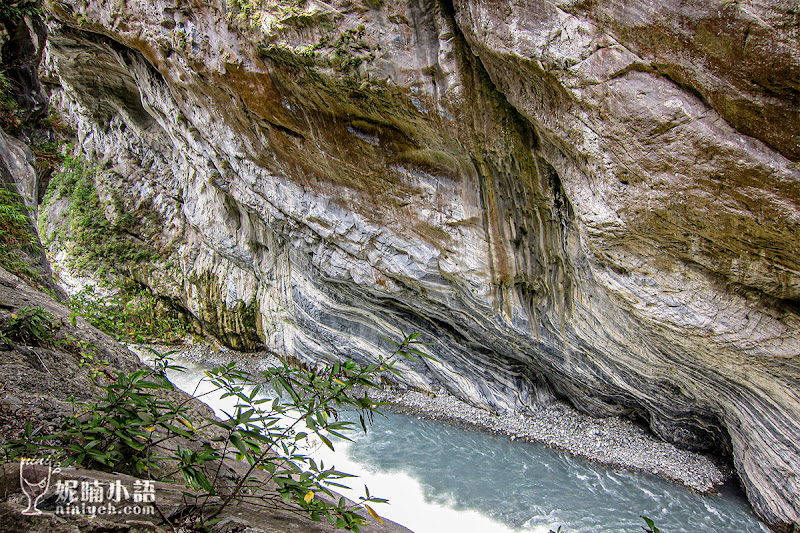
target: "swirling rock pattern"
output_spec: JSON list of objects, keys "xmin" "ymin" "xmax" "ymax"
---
[{"xmin": 40, "ymin": 0, "xmax": 799, "ymax": 529}]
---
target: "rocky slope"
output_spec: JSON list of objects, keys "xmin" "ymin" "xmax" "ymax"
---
[
  {"xmin": 0, "ymin": 264, "xmax": 410, "ymax": 533},
  {"xmin": 0, "ymin": 15, "xmax": 411, "ymax": 531},
  {"xmin": 36, "ymin": 0, "xmax": 800, "ymax": 530}
]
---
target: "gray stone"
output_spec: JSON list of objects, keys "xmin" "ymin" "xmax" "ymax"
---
[{"xmin": 38, "ymin": 0, "xmax": 800, "ymax": 529}]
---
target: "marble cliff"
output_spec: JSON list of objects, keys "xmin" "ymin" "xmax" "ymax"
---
[{"xmin": 32, "ymin": 0, "xmax": 800, "ymax": 529}]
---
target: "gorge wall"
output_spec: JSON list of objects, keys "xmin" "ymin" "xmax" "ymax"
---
[{"xmin": 35, "ymin": 0, "xmax": 799, "ymax": 529}]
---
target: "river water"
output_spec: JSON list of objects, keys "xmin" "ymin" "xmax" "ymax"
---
[{"xmin": 165, "ymin": 358, "xmax": 770, "ymax": 533}]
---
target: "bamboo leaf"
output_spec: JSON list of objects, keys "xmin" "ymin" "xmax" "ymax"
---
[
  {"xmin": 318, "ymin": 434, "xmax": 334, "ymax": 451},
  {"xmin": 178, "ymin": 417, "xmax": 195, "ymax": 431},
  {"xmin": 364, "ymin": 504, "xmax": 384, "ymax": 525}
]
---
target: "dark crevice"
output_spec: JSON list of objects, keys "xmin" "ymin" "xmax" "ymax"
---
[
  {"xmin": 267, "ymin": 119, "xmax": 305, "ymax": 140},
  {"xmin": 0, "ymin": 11, "xmax": 48, "ymax": 120},
  {"xmin": 437, "ymin": 0, "xmax": 456, "ymax": 21}
]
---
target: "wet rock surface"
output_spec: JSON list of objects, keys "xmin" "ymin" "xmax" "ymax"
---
[
  {"xmin": 35, "ymin": 0, "xmax": 800, "ymax": 529},
  {"xmin": 0, "ymin": 274, "xmax": 410, "ymax": 533},
  {"xmin": 370, "ymin": 389, "xmax": 727, "ymax": 495},
  {"xmin": 162, "ymin": 344, "xmax": 727, "ymax": 494}
]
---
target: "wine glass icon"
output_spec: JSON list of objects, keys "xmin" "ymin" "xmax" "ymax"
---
[{"xmin": 19, "ymin": 460, "xmax": 51, "ymax": 515}]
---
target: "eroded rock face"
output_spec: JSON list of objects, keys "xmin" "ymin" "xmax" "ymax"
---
[
  {"xmin": 0, "ymin": 8, "xmax": 62, "ymax": 295},
  {"xmin": 40, "ymin": 0, "xmax": 800, "ymax": 529}
]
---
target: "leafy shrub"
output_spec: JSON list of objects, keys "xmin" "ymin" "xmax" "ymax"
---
[
  {"xmin": 42, "ymin": 155, "xmax": 164, "ymax": 276},
  {"xmin": 1, "ymin": 305, "xmax": 60, "ymax": 346},
  {"xmin": 69, "ymin": 283, "xmax": 191, "ymax": 343},
  {"xmin": 0, "ymin": 0, "xmax": 41, "ymax": 21},
  {"xmin": 0, "ymin": 188, "xmax": 42, "ymax": 281},
  {"xmin": 641, "ymin": 516, "xmax": 661, "ymax": 532},
  {"xmin": 3, "ymin": 335, "xmax": 433, "ymax": 530},
  {"xmin": 0, "ymin": 188, "xmax": 34, "ymax": 248}
]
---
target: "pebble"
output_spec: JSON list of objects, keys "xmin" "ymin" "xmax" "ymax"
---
[
  {"xmin": 366, "ymin": 387, "xmax": 729, "ymax": 493},
  {"xmin": 134, "ymin": 343, "xmax": 730, "ymax": 494}
]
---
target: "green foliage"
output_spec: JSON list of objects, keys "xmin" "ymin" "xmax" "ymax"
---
[
  {"xmin": 281, "ymin": 25, "xmax": 377, "ymax": 73},
  {"xmin": 69, "ymin": 283, "xmax": 192, "ymax": 343},
  {"xmin": 331, "ymin": 26, "xmax": 375, "ymax": 73},
  {"xmin": 1, "ymin": 321, "xmax": 666, "ymax": 532},
  {"xmin": 193, "ymin": 356, "xmax": 391, "ymax": 530},
  {"xmin": 3, "ymin": 336, "xmax": 434, "ymax": 530},
  {"xmin": 1, "ymin": 305, "xmax": 60, "ymax": 346},
  {"xmin": 0, "ymin": 188, "xmax": 35, "ymax": 248},
  {"xmin": 30, "ymin": 136, "xmax": 68, "ymax": 169},
  {"xmin": 0, "ymin": 71, "xmax": 22, "ymax": 132},
  {"xmin": 3, "ymin": 420, "xmax": 45, "ymax": 458},
  {"xmin": 0, "ymin": 187, "xmax": 42, "ymax": 289},
  {"xmin": 0, "ymin": 0, "xmax": 42, "ymax": 20},
  {"xmin": 68, "ymin": 336, "xmax": 110, "ymax": 379},
  {"xmin": 641, "ymin": 516, "xmax": 661, "ymax": 533},
  {"xmin": 42, "ymin": 155, "xmax": 164, "ymax": 276},
  {"xmin": 0, "ymin": 68, "xmax": 68, "ymax": 141},
  {"xmin": 40, "ymin": 155, "xmax": 189, "ymax": 342},
  {"xmin": 259, "ymin": 42, "xmax": 318, "ymax": 68},
  {"xmin": 58, "ymin": 353, "xmax": 185, "ymax": 474},
  {"xmin": 227, "ymin": 0, "xmax": 262, "ymax": 25},
  {"xmin": 0, "ymin": 253, "xmax": 42, "ymax": 284},
  {"xmin": 227, "ymin": 0, "xmax": 306, "ymax": 28},
  {"xmin": 383, "ymin": 331, "xmax": 438, "ymax": 368}
]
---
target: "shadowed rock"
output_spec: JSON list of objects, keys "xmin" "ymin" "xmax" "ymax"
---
[{"xmin": 36, "ymin": 0, "xmax": 800, "ymax": 529}]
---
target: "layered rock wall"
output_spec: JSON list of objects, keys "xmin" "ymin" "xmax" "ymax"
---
[{"xmin": 39, "ymin": 0, "xmax": 799, "ymax": 529}]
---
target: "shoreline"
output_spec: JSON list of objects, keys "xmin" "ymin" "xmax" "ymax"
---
[
  {"xmin": 365, "ymin": 388, "xmax": 731, "ymax": 494},
  {"xmin": 137, "ymin": 343, "xmax": 732, "ymax": 495}
]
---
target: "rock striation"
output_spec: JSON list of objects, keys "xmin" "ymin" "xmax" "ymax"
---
[{"xmin": 38, "ymin": 0, "xmax": 799, "ymax": 529}]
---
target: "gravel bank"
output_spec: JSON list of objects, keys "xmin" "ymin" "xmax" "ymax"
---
[
  {"xmin": 135, "ymin": 343, "xmax": 730, "ymax": 494},
  {"xmin": 367, "ymin": 388, "xmax": 729, "ymax": 493}
]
